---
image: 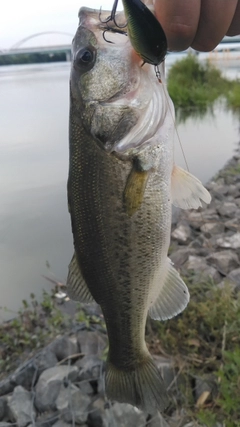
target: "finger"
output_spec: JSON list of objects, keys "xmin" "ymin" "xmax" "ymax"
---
[
  {"xmin": 154, "ymin": 0, "xmax": 201, "ymax": 51},
  {"xmin": 191, "ymin": 0, "xmax": 238, "ymax": 51},
  {"xmin": 227, "ymin": 0, "xmax": 240, "ymax": 35}
]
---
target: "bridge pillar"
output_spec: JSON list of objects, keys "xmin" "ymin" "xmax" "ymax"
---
[{"xmin": 66, "ymin": 51, "xmax": 71, "ymax": 62}]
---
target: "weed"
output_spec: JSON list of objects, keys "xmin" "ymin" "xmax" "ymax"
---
[{"xmin": 167, "ymin": 54, "xmax": 239, "ymax": 117}]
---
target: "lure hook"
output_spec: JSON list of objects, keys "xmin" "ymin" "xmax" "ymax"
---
[{"xmin": 99, "ymin": 0, "xmax": 127, "ymax": 29}]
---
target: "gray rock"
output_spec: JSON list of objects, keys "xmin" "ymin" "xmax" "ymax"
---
[
  {"xmin": 8, "ymin": 385, "xmax": 36, "ymax": 427},
  {"xmin": 34, "ymin": 411, "xmax": 59, "ymax": 427},
  {"xmin": 0, "ymin": 379, "xmax": 14, "ymax": 397},
  {"xmin": 77, "ymin": 331, "xmax": 107, "ymax": 357},
  {"xmin": 228, "ymin": 267, "xmax": 240, "ymax": 287},
  {"xmin": 171, "ymin": 223, "xmax": 192, "ymax": 244},
  {"xmin": 87, "ymin": 397, "xmax": 106, "ymax": 427},
  {"xmin": 200, "ymin": 222, "xmax": 225, "ymax": 235},
  {"xmin": 52, "ymin": 421, "xmax": 75, "ymax": 427},
  {"xmin": 225, "ymin": 218, "xmax": 239, "ymax": 231},
  {"xmin": 0, "ymin": 398, "xmax": 6, "ymax": 421},
  {"xmin": 35, "ymin": 365, "xmax": 78, "ymax": 412},
  {"xmin": 147, "ymin": 412, "xmax": 170, "ymax": 427},
  {"xmin": 216, "ymin": 233, "xmax": 240, "ymax": 249},
  {"xmin": 77, "ymin": 379, "xmax": 94, "ymax": 395},
  {"xmin": 207, "ymin": 250, "xmax": 239, "ymax": 275},
  {"xmin": 186, "ymin": 256, "xmax": 221, "ymax": 283},
  {"xmin": 235, "ymin": 197, "xmax": 240, "ymax": 207},
  {"xmin": 169, "ymin": 248, "xmax": 191, "ymax": 268},
  {"xmin": 194, "ymin": 375, "xmax": 218, "ymax": 402},
  {"xmin": 49, "ymin": 336, "xmax": 79, "ymax": 362},
  {"xmin": 62, "ymin": 388, "xmax": 91, "ymax": 425},
  {"xmin": 75, "ymin": 355, "xmax": 104, "ymax": 382},
  {"xmin": 217, "ymin": 202, "xmax": 237, "ymax": 218},
  {"xmin": 184, "ymin": 211, "xmax": 203, "ymax": 230},
  {"xmin": 107, "ymin": 402, "xmax": 146, "ymax": 427},
  {"xmin": 10, "ymin": 348, "xmax": 58, "ymax": 389},
  {"xmin": 0, "ymin": 423, "xmax": 13, "ymax": 427}
]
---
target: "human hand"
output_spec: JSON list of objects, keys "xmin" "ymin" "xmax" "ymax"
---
[{"xmin": 154, "ymin": 0, "xmax": 240, "ymax": 52}]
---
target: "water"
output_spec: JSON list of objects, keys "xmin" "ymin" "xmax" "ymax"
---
[{"xmin": 0, "ymin": 61, "xmax": 239, "ymax": 321}]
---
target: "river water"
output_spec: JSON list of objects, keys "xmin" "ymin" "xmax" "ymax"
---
[{"xmin": 0, "ymin": 60, "xmax": 239, "ymax": 321}]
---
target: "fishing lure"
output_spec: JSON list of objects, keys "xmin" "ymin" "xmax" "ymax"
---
[{"xmin": 101, "ymin": 0, "xmax": 167, "ymax": 69}]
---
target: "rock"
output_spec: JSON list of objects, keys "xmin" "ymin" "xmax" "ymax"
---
[
  {"xmin": 0, "ymin": 379, "xmax": 14, "ymax": 397},
  {"xmin": 75, "ymin": 355, "xmax": 104, "ymax": 382},
  {"xmin": 8, "ymin": 386, "xmax": 36, "ymax": 427},
  {"xmin": 35, "ymin": 411, "xmax": 59, "ymax": 427},
  {"xmin": 206, "ymin": 250, "xmax": 239, "ymax": 275},
  {"xmin": 87, "ymin": 397, "xmax": 107, "ymax": 427},
  {"xmin": 169, "ymin": 248, "xmax": 191, "ymax": 268},
  {"xmin": 171, "ymin": 223, "xmax": 192, "ymax": 244},
  {"xmin": 184, "ymin": 211, "xmax": 203, "ymax": 230},
  {"xmin": 49, "ymin": 336, "xmax": 79, "ymax": 362},
  {"xmin": 77, "ymin": 379, "xmax": 94, "ymax": 395},
  {"xmin": 62, "ymin": 388, "xmax": 91, "ymax": 425},
  {"xmin": 200, "ymin": 222, "xmax": 225, "ymax": 236},
  {"xmin": 10, "ymin": 348, "xmax": 58, "ymax": 389},
  {"xmin": 186, "ymin": 256, "xmax": 221, "ymax": 283},
  {"xmin": 0, "ymin": 423, "xmax": 13, "ymax": 427},
  {"xmin": 0, "ymin": 398, "xmax": 6, "ymax": 421},
  {"xmin": 228, "ymin": 267, "xmax": 240, "ymax": 287},
  {"xmin": 52, "ymin": 421, "xmax": 75, "ymax": 427},
  {"xmin": 194, "ymin": 375, "xmax": 218, "ymax": 402},
  {"xmin": 217, "ymin": 202, "xmax": 237, "ymax": 218},
  {"xmin": 109, "ymin": 402, "xmax": 146, "ymax": 427},
  {"xmin": 147, "ymin": 412, "xmax": 170, "ymax": 427},
  {"xmin": 225, "ymin": 218, "xmax": 239, "ymax": 231},
  {"xmin": 77, "ymin": 331, "xmax": 107, "ymax": 357},
  {"xmin": 216, "ymin": 233, "xmax": 240, "ymax": 249},
  {"xmin": 35, "ymin": 365, "xmax": 78, "ymax": 412}
]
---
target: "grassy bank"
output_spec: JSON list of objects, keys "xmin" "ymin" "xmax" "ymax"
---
[
  {"xmin": 1, "ymin": 277, "xmax": 240, "ymax": 426},
  {"xmin": 167, "ymin": 54, "xmax": 240, "ymax": 115}
]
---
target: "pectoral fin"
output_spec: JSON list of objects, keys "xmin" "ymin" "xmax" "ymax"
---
[
  {"xmin": 148, "ymin": 258, "xmax": 189, "ymax": 321},
  {"xmin": 67, "ymin": 253, "xmax": 94, "ymax": 303},
  {"xmin": 171, "ymin": 165, "xmax": 211, "ymax": 209},
  {"xmin": 124, "ymin": 168, "xmax": 149, "ymax": 216}
]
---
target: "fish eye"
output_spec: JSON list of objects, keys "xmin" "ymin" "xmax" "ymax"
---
[{"xmin": 74, "ymin": 46, "xmax": 96, "ymax": 72}]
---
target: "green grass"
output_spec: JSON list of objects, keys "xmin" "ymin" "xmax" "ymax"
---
[
  {"xmin": 147, "ymin": 278, "xmax": 240, "ymax": 426},
  {"xmin": 167, "ymin": 54, "xmax": 240, "ymax": 116}
]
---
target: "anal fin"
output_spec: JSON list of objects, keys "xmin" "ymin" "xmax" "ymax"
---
[
  {"xmin": 171, "ymin": 165, "xmax": 211, "ymax": 209},
  {"xmin": 67, "ymin": 253, "xmax": 94, "ymax": 303},
  {"xmin": 148, "ymin": 258, "xmax": 189, "ymax": 321}
]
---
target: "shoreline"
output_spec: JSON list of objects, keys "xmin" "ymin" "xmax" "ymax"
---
[{"xmin": 0, "ymin": 151, "xmax": 239, "ymax": 426}]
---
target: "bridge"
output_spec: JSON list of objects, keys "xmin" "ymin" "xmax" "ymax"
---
[
  {"xmin": 0, "ymin": 33, "xmax": 239, "ymax": 66},
  {"xmin": 0, "ymin": 44, "xmax": 72, "ymax": 61},
  {"xmin": 0, "ymin": 32, "xmax": 73, "ymax": 64}
]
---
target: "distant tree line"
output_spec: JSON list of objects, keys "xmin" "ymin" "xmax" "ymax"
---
[{"xmin": 0, "ymin": 51, "xmax": 69, "ymax": 66}]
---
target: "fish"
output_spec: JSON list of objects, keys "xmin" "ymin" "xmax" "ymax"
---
[{"xmin": 67, "ymin": 7, "xmax": 211, "ymax": 414}]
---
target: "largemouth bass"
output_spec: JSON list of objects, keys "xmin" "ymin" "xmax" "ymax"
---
[{"xmin": 67, "ymin": 7, "xmax": 211, "ymax": 414}]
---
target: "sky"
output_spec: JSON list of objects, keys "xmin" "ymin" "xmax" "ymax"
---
[{"xmin": 0, "ymin": 0, "xmax": 123, "ymax": 50}]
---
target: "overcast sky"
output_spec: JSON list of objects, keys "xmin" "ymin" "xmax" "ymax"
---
[{"xmin": 1, "ymin": 0, "xmax": 123, "ymax": 50}]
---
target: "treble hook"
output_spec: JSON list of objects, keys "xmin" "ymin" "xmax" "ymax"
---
[
  {"xmin": 99, "ymin": 0, "xmax": 127, "ymax": 29},
  {"xmin": 102, "ymin": 26, "xmax": 128, "ymax": 44}
]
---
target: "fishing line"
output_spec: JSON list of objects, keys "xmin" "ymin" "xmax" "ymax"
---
[
  {"xmin": 159, "ymin": 67, "xmax": 213, "ymax": 248},
  {"xmin": 159, "ymin": 71, "xmax": 190, "ymax": 172}
]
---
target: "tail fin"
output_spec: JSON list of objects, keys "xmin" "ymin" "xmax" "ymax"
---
[{"xmin": 105, "ymin": 356, "xmax": 169, "ymax": 414}]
